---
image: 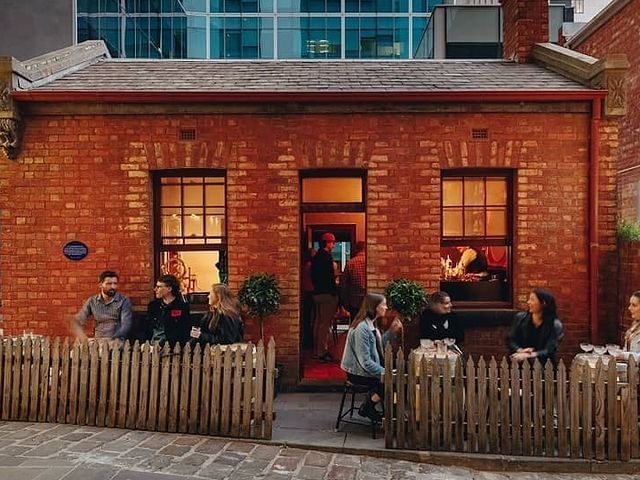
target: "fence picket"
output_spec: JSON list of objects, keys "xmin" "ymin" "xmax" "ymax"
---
[
  {"xmin": 407, "ymin": 351, "xmax": 416, "ymax": 451},
  {"xmin": 594, "ymin": 360, "xmax": 606, "ymax": 460},
  {"xmin": 1, "ymin": 339, "xmax": 11, "ymax": 420},
  {"xmin": 68, "ymin": 340, "xmax": 80, "ymax": 424},
  {"xmin": 199, "ymin": 346, "xmax": 212, "ymax": 435},
  {"xmin": 569, "ymin": 360, "xmax": 581, "ymax": 458},
  {"xmin": 96, "ymin": 341, "xmax": 110, "ymax": 427},
  {"xmin": 29, "ymin": 338, "xmax": 42, "ymax": 422},
  {"xmin": 466, "ymin": 357, "xmax": 476, "ymax": 453},
  {"xmin": 499, "ymin": 357, "xmax": 510, "ymax": 455},
  {"xmin": 556, "ymin": 361, "xmax": 567, "ymax": 458},
  {"xmin": 396, "ymin": 350, "xmax": 406, "ymax": 449},
  {"xmin": 628, "ymin": 356, "xmax": 639, "ymax": 458},
  {"xmin": 443, "ymin": 354, "xmax": 452, "ymax": 452},
  {"xmin": 253, "ymin": 342, "xmax": 264, "ymax": 439},
  {"xmin": 582, "ymin": 359, "xmax": 593, "ymax": 459},
  {"xmin": 521, "ymin": 360, "xmax": 532, "ymax": 456},
  {"xmin": 87, "ymin": 340, "xmax": 99, "ymax": 426},
  {"xmin": 430, "ymin": 358, "xmax": 441, "ymax": 450},
  {"xmin": 189, "ymin": 344, "xmax": 202, "ymax": 434},
  {"xmin": 532, "ymin": 360, "xmax": 543, "ymax": 456},
  {"xmin": 117, "ymin": 341, "xmax": 131, "ymax": 428},
  {"xmin": 384, "ymin": 344, "xmax": 394, "ymax": 448},
  {"xmin": 476, "ymin": 358, "xmax": 487, "ymax": 453},
  {"xmin": 544, "ymin": 361, "xmax": 555, "ymax": 457},
  {"xmin": 178, "ymin": 343, "xmax": 192, "ymax": 434},
  {"xmin": 19, "ymin": 338, "xmax": 32, "ymax": 421},
  {"xmin": 607, "ymin": 357, "xmax": 618, "ymax": 460},
  {"xmin": 38, "ymin": 338, "xmax": 50, "ymax": 422},
  {"xmin": 11, "ymin": 337, "xmax": 23, "ymax": 419},
  {"xmin": 620, "ymin": 385, "xmax": 631, "ymax": 461},
  {"xmin": 264, "ymin": 338, "xmax": 276, "ymax": 440},
  {"xmin": 241, "ymin": 345, "xmax": 254, "ymax": 437},
  {"xmin": 57, "ymin": 338, "xmax": 70, "ymax": 424},
  {"xmin": 231, "ymin": 347, "xmax": 243, "ymax": 437},
  {"xmin": 147, "ymin": 343, "xmax": 161, "ymax": 431},
  {"xmin": 210, "ymin": 345, "xmax": 222, "ymax": 435},
  {"xmin": 220, "ymin": 346, "xmax": 233, "ymax": 435},
  {"xmin": 77, "ymin": 341, "xmax": 89, "ymax": 426},
  {"xmin": 0, "ymin": 340, "xmax": 4, "ymax": 417},
  {"xmin": 168, "ymin": 343, "xmax": 181, "ymax": 433},
  {"xmin": 510, "ymin": 360, "xmax": 521, "ymax": 456},
  {"xmin": 136, "ymin": 343, "xmax": 151, "ymax": 430},
  {"xmin": 157, "ymin": 342, "xmax": 171, "ymax": 432},
  {"xmin": 126, "ymin": 341, "xmax": 141, "ymax": 429},
  {"xmin": 419, "ymin": 356, "xmax": 429, "ymax": 450},
  {"xmin": 488, "ymin": 358, "xmax": 499, "ymax": 453}
]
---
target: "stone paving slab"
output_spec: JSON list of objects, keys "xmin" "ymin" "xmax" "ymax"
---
[{"xmin": 0, "ymin": 421, "xmax": 633, "ymax": 480}]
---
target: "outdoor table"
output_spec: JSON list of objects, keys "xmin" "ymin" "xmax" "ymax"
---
[
  {"xmin": 574, "ymin": 353, "xmax": 630, "ymax": 382},
  {"xmin": 412, "ymin": 347, "xmax": 460, "ymax": 377}
]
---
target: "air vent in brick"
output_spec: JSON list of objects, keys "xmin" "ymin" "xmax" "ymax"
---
[
  {"xmin": 180, "ymin": 128, "xmax": 197, "ymax": 141},
  {"xmin": 471, "ymin": 128, "xmax": 489, "ymax": 140}
]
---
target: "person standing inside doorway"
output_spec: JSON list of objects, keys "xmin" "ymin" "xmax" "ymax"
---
[
  {"xmin": 311, "ymin": 232, "xmax": 339, "ymax": 362},
  {"xmin": 341, "ymin": 241, "xmax": 366, "ymax": 321}
]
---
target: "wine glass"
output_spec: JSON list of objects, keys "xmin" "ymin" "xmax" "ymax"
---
[
  {"xmin": 580, "ymin": 343, "xmax": 594, "ymax": 354},
  {"xmin": 606, "ymin": 344, "xmax": 622, "ymax": 357},
  {"xmin": 420, "ymin": 339, "xmax": 434, "ymax": 350},
  {"xmin": 593, "ymin": 345, "xmax": 606, "ymax": 356}
]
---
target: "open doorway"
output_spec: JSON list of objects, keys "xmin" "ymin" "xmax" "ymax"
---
[{"xmin": 300, "ymin": 171, "xmax": 366, "ymax": 386}]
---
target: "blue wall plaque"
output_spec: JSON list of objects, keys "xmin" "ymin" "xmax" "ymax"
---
[{"xmin": 63, "ymin": 241, "xmax": 89, "ymax": 261}]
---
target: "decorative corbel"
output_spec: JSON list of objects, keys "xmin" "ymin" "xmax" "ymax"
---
[
  {"xmin": 0, "ymin": 78, "xmax": 21, "ymax": 160},
  {"xmin": 590, "ymin": 54, "xmax": 629, "ymax": 117}
]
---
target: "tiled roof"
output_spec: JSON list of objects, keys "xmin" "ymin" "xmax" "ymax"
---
[{"xmin": 31, "ymin": 59, "xmax": 592, "ymax": 93}]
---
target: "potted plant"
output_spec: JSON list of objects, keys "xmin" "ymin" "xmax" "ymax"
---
[
  {"xmin": 238, "ymin": 272, "xmax": 281, "ymax": 343},
  {"xmin": 384, "ymin": 278, "xmax": 427, "ymax": 352}
]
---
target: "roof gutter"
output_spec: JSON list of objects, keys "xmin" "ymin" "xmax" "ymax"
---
[{"xmin": 12, "ymin": 89, "xmax": 606, "ymax": 104}]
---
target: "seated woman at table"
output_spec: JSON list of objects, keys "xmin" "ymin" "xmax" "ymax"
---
[
  {"xmin": 623, "ymin": 291, "xmax": 640, "ymax": 352},
  {"xmin": 340, "ymin": 293, "xmax": 401, "ymax": 422},
  {"xmin": 507, "ymin": 288, "xmax": 564, "ymax": 364},
  {"xmin": 190, "ymin": 283, "xmax": 244, "ymax": 346},
  {"xmin": 419, "ymin": 291, "xmax": 464, "ymax": 345}
]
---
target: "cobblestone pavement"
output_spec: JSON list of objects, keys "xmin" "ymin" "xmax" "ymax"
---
[{"xmin": 0, "ymin": 421, "xmax": 634, "ymax": 480}]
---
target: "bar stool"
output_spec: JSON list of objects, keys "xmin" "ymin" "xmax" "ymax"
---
[{"xmin": 334, "ymin": 380, "xmax": 379, "ymax": 439}]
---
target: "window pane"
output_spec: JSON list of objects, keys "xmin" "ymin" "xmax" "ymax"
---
[
  {"xmin": 486, "ymin": 208, "xmax": 507, "ymax": 236},
  {"xmin": 464, "ymin": 208, "xmax": 484, "ymax": 236},
  {"xmin": 443, "ymin": 208, "xmax": 462, "ymax": 237},
  {"xmin": 184, "ymin": 185, "xmax": 203, "ymax": 206},
  {"xmin": 184, "ymin": 208, "xmax": 204, "ymax": 237},
  {"xmin": 160, "ymin": 251, "xmax": 221, "ymax": 292},
  {"xmin": 302, "ymin": 177, "xmax": 362, "ymax": 203},
  {"xmin": 442, "ymin": 178, "xmax": 462, "ymax": 206},
  {"xmin": 206, "ymin": 185, "xmax": 225, "ymax": 205},
  {"xmin": 161, "ymin": 208, "xmax": 182, "ymax": 238},
  {"xmin": 464, "ymin": 178, "xmax": 484, "ymax": 206},
  {"xmin": 206, "ymin": 209, "xmax": 225, "ymax": 237},
  {"xmin": 486, "ymin": 178, "xmax": 507, "ymax": 205},
  {"xmin": 161, "ymin": 185, "xmax": 181, "ymax": 206}
]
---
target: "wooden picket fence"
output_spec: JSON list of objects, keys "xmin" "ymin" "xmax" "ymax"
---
[
  {"xmin": 384, "ymin": 347, "xmax": 640, "ymax": 461},
  {"xmin": 0, "ymin": 336, "xmax": 276, "ymax": 439}
]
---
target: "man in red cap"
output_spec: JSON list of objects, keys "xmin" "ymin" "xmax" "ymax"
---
[{"xmin": 311, "ymin": 231, "xmax": 339, "ymax": 362}]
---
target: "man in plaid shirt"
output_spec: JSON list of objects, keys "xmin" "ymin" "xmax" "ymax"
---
[{"xmin": 341, "ymin": 241, "xmax": 366, "ymax": 320}]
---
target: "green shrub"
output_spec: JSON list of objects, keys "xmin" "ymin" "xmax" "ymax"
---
[
  {"xmin": 618, "ymin": 219, "xmax": 640, "ymax": 242},
  {"xmin": 384, "ymin": 278, "xmax": 427, "ymax": 323}
]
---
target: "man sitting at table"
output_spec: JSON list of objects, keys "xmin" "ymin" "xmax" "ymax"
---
[{"xmin": 419, "ymin": 291, "xmax": 464, "ymax": 346}]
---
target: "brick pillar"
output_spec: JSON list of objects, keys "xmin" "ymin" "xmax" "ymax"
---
[{"xmin": 501, "ymin": 0, "xmax": 549, "ymax": 63}]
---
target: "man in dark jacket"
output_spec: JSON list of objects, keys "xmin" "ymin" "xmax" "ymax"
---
[
  {"xmin": 311, "ymin": 232, "xmax": 339, "ymax": 361},
  {"xmin": 145, "ymin": 274, "xmax": 191, "ymax": 347}
]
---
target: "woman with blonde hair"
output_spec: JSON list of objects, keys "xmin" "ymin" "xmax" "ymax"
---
[
  {"xmin": 624, "ymin": 291, "xmax": 640, "ymax": 352},
  {"xmin": 340, "ymin": 293, "xmax": 401, "ymax": 421},
  {"xmin": 190, "ymin": 283, "xmax": 244, "ymax": 345}
]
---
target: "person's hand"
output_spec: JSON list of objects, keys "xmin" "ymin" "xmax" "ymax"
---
[
  {"xmin": 190, "ymin": 326, "xmax": 201, "ymax": 339},
  {"xmin": 511, "ymin": 351, "xmax": 534, "ymax": 362},
  {"xmin": 516, "ymin": 347, "xmax": 534, "ymax": 354}
]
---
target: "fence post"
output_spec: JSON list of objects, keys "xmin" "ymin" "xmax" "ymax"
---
[
  {"xmin": 556, "ymin": 360, "xmax": 567, "ymax": 458},
  {"xmin": 594, "ymin": 359, "xmax": 606, "ymax": 460},
  {"xmin": 383, "ymin": 344, "xmax": 394, "ymax": 449},
  {"xmin": 264, "ymin": 338, "xmax": 276, "ymax": 440},
  {"xmin": 77, "ymin": 340, "xmax": 89, "ymax": 426}
]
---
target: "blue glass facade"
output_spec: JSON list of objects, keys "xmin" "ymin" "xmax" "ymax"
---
[{"xmin": 76, "ymin": 0, "xmax": 442, "ymax": 59}]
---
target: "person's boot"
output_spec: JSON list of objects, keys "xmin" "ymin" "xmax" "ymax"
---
[{"xmin": 358, "ymin": 399, "xmax": 382, "ymax": 422}]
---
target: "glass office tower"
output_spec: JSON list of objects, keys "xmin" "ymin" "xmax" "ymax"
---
[{"xmin": 76, "ymin": 0, "xmax": 441, "ymax": 59}]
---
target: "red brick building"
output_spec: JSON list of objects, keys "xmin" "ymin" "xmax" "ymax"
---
[{"xmin": 0, "ymin": 1, "xmax": 628, "ymax": 385}]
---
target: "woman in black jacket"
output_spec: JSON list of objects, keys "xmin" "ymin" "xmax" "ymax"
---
[
  {"xmin": 190, "ymin": 283, "xmax": 244, "ymax": 345},
  {"xmin": 507, "ymin": 288, "xmax": 564, "ymax": 364}
]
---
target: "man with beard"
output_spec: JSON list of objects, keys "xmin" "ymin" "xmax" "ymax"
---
[
  {"xmin": 73, "ymin": 270, "xmax": 133, "ymax": 340},
  {"xmin": 144, "ymin": 274, "xmax": 191, "ymax": 346}
]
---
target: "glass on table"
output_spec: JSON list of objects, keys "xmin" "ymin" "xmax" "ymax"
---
[
  {"xmin": 580, "ymin": 343, "xmax": 594, "ymax": 353},
  {"xmin": 593, "ymin": 345, "xmax": 607, "ymax": 356},
  {"xmin": 420, "ymin": 339, "xmax": 434, "ymax": 350},
  {"xmin": 606, "ymin": 344, "xmax": 622, "ymax": 357}
]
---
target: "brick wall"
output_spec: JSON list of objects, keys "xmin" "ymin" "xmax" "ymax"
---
[
  {"xmin": 572, "ymin": 0, "xmax": 640, "ymax": 221},
  {"xmin": 0, "ymin": 109, "xmax": 607, "ymax": 383},
  {"xmin": 502, "ymin": 0, "xmax": 549, "ymax": 63}
]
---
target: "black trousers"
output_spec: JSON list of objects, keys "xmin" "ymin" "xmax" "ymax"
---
[{"xmin": 347, "ymin": 372, "xmax": 383, "ymax": 399}]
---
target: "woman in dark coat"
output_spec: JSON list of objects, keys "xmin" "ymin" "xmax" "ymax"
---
[
  {"xmin": 190, "ymin": 283, "xmax": 244, "ymax": 345},
  {"xmin": 507, "ymin": 288, "xmax": 564, "ymax": 364}
]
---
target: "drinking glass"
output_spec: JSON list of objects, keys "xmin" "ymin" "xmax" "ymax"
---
[
  {"xmin": 606, "ymin": 344, "xmax": 622, "ymax": 357},
  {"xmin": 579, "ymin": 343, "xmax": 594, "ymax": 353},
  {"xmin": 593, "ymin": 345, "xmax": 606, "ymax": 356},
  {"xmin": 420, "ymin": 339, "xmax": 434, "ymax": 350}
]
